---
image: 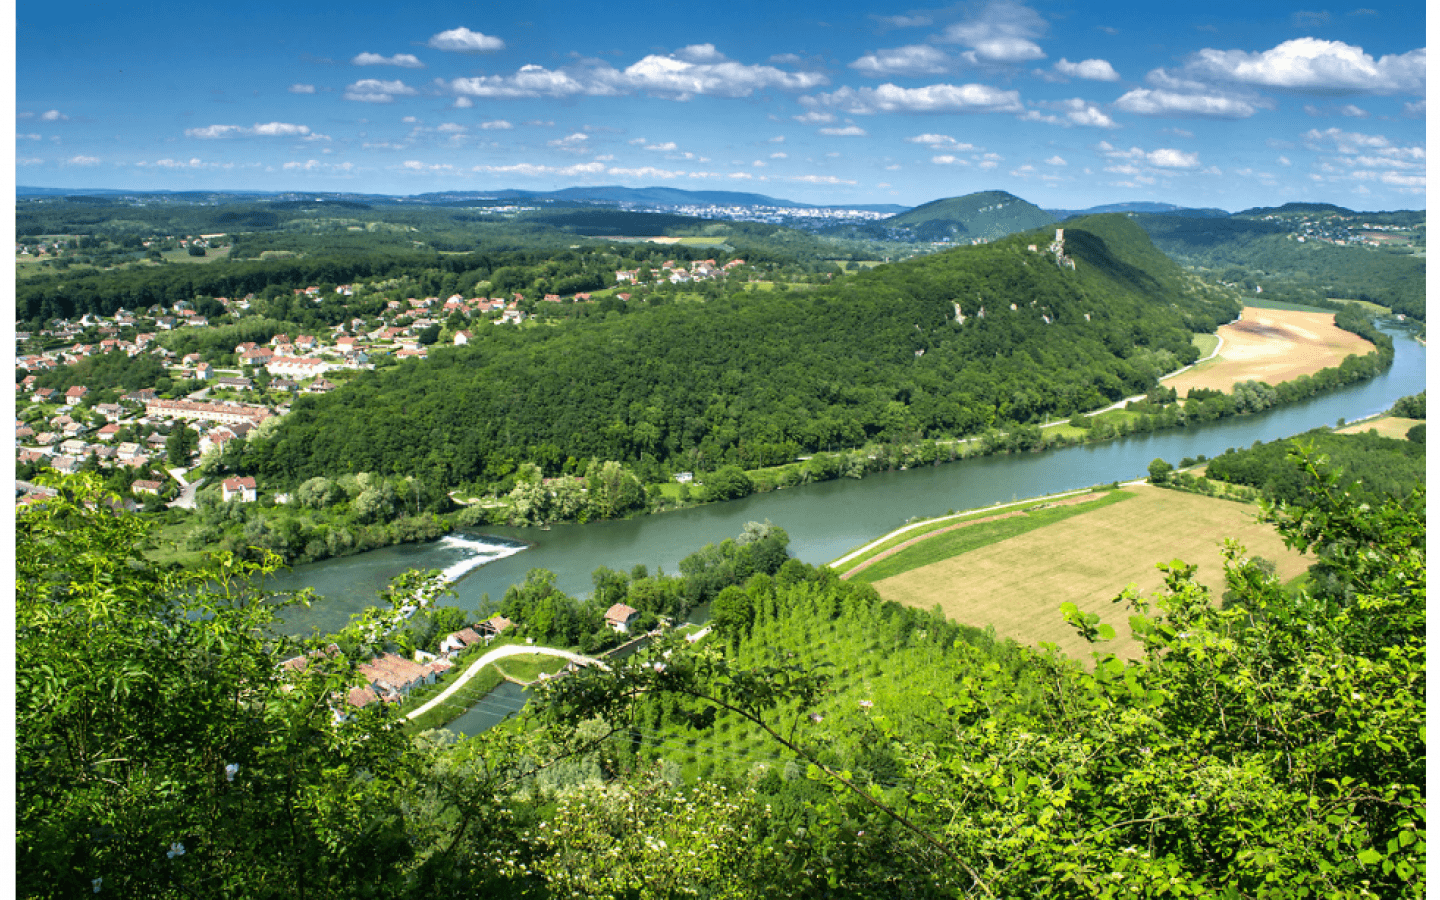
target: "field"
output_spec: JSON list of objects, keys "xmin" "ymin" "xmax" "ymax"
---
[
  {"xmin": 1163, "ymin": 306, "xmax": 1374, "ymax": 395},
  {"xmin": 1336, "ymin": 416, "xmax": 1422, "ymax": 440},
  {"xmin": 870, "ymin": 485, "xmax": 1311, "ymax": 661}
]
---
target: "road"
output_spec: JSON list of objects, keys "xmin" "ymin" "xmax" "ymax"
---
[{"xmin": 405, "ymin": 643, "xmax": 605, "ymax": 721}]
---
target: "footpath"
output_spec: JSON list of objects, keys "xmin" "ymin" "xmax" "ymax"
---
[{"xmin": 405, "ymin": 643, "xmax": 604, "ymax": 721}]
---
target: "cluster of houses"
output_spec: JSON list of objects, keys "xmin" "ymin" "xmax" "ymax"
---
[
  {"xmin": 613, "ymin": 257, "xmax": 746, "ymax": 287},
  {"xmin": 278, "ymin": 602, "xmax": 648, "ymax": 716},
  {"xmin": 280, "ymin": 614, "xmax": 517, "ymax": 712}
]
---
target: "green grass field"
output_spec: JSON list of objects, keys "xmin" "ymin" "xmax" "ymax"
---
[
  {"xmin": 493, "ymin": 653, "xmax": 569, "ymax": 684},
  {"xmin": 1191, "ymin": 332, "xmax": 1221, "ymax": 359}
]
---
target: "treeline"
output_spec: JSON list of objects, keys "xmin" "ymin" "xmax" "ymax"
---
[
  {"xmin": 1136, "ymin": 213, "xmax": 1426, "ymax": 320},
  {"xmin": 249, "ymin": 216, "xmax": 1239, "ymax": 493},
  {"xmin": 491, "ymin": 522, "xmax": 792, "ymax": 655},
  {"xmin": 1203, "ymin": 427, "xmax": 1425, "ymax": 507}
]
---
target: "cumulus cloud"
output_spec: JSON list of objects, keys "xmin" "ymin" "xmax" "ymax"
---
[
  {"xmin": 793, "ymin": 110, "xmax": 836, "ymax": 124},
  {"xmin": 1115, "ymin": 88, "xmax": 1261, "ymax": 118},
  {"xmin": 353, "ymin": 52, "xmax": 424, "ymax": 68},
  {"xmin": 801, "ymin": 82, "xmax": 1023, "ymax": 115},
  {"xmin": 1031, "ymin": 98, "xmax": 1117, "ymax": 127},
  {"xmin": 851, "ymin": 45, "xmax": 952, "ymax": 77},
  {"xmin": 41, "ymin": 109, "xmax": 69, "ymax": 121},
  {"xmin": 1096, "ymin": 141, "xmax": 1201, "ymax": 171},
  {"xmin": 1340, "ymin": 104, "xmax": 1369, "ymax": 117},
  {"xmin": 819, "ymin": 124, "xmax": 868, "ymax": 136},
  {"xmin": 64, "ymin": 155, "xmax": 100, "ymax": 166},
  {"xmin": 907, "ymin": 134, "xmax": 977, "ymax": 151},
  {"xmin": 428, "ymin": 27, "xmax": 505, "ymax": 53},
  {"xmin": 443, "ymin": 51, "xmax": 827, "ymax": 101},
  {"xmin": 480, "ymin": 119, "xmax": 513, "ymax": 130},
  {"xmin": 939, "ymin": 0, "xmax": 1048, "ymax": 64},
  {"xmin": 436, "ymin": 122, "xmax": 467, "ymax": 133},
  {"xmin": 17, "ymin": 133, "xmax": 40, "ymax": 141},
  {"xmin": 186, "ymin": 122, "xmax": 312, "ymax": 138},
  {"xmin": 290, "ymin": 84, "xmax": 317, "ymax": 94},
  {"xmin": 932, "ymin": 155, "xmax": 970, "ymax": 165},
  {"xmin": 1184, "ymin": 38, "xmax": 1424, "ymax": 94},
  {"xmin": 1052, "ymin": 57, "xmax": 1119, "ymax": 81},
  {"xmin": 548, "ymin": 132, "xmax": 590, "ymax": 150},
  {"xmin": 344, "ymin": 79, "xmax": 417, "ymax": 103},
  {"xmin": 1045, "ymin": 155, "xmax": 1067, "ymax": 165}
]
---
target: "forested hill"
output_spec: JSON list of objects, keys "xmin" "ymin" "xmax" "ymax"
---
[
  {"xmin": 881, "ymin": 190, "xmax": 1056, "ymax": 242},
  {"xmin": 251, "ymin": 215, "xmax": 1240, "ymax": 491}
]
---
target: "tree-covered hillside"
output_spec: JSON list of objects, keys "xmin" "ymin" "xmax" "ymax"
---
[
  {"xmin": 250, "ymin": 215, "xmax": 1239, "ymax": 492},
  {"xmin": 18, "ymin": 456, "xmax": 1425, "ymax": 898},
  {"xmin": 881, "ymin": 189, "xmax": 1057, "ymax": 242},
  {"xmin": 1136, "ymin": 213, "xmax": 1426, "ymax": 320}
]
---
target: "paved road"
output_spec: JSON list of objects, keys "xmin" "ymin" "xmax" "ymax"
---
[{"xmin": 405, "ymin": 644, "xmax": 605, "ymax": 721}]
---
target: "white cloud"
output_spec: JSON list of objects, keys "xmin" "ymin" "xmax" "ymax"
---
[
  {"xmin": 907, "ymin": 133, "xmax": 976, "ymax": 151},
  {"xmin": 675, "ymin": 43, "xmax": 726, "ymax": 63},
  {"xmin": 64, "ymin": 155, "xmax": 100, "ymax": 166},
  {"xmin": 548, "ymin": 132, "xmax": 590, "ymax": 149},
  {"xmin": 802, "ymin": 82, "xmax": 1023, "ymax": 115},
  {"xmin": 353, "ymin": 52, "xmax": 424, "ymax": 68},
  {"xmin": 290, "ymin": 84, "xmax": 317, "ymax": 94},
  {"xmin": 17, "ymin": 158, "xmax": 44, "ymax": 165},
  {"xmin": 1278, "ymin": 156, "xmax": 1292, "ymax": 166},
  {"xmin": 41, "ymin": 110, "xmax": 68, "ymax": 122},
  {"xmin": 437, "ymin": 123, "xmax": 467, "ymax": 133},
  {"xmin": 1185, "ymin": 38, "xmax": 1424, "ymax": 94},
  {"xmin": 1115, "ymin": 88, "xmax": 1261, "ymax": 118},
  {"xmin": 932, "ymin": 154, "xmax": 968, "ymax": 165},
  {"xmin": 185, "ymin": 122, "xmax": 312, "ymax": 138},
  {"xmin": 1053, "ymin": 58, "xmax": 1119, "ymax": 81},
  {"xmin": 939, "ymin": 0, "xmax": 1048, "ymax": 63},
  {"xmin": 428, "ymin": 27, "xmax": 505, "ymax": 53},
  {"xmin": 1403, "ymin": 100, "xmax": 1425, "ymax": 117},
  {"xmin": 851, "ymin": 45, "xmax": 951, "ymax": 77},
  {"xmin": 17, "ymin": 133, "xmax": 40, "ymax": 141},
  {"xmin": 283, "ymin": 160, "xmax": 355, "ymax": 172},
  {"xmin": 789, "ymin": 174, "xmax": 858, "ymax": 184},
  {"xmin": 1032, "ymin": 98, "xmax": 1117, "ymax": 128},
  {"xmin": 480, "ymin": 119, "xmax": 513, "ymax": 130},
  {"xmin": 770, "ymin": 152, "xmax": 787, "ymax": 159},
  {"xmin": 344, "ymin": 79, "xmax": 417, "ymax": 103},
  {"xmin": 1147, "ymin": 148, "xmax": 1199, "ymax": 168},
  {"xmin": 453, "ymin": 97, "xmax": 474, "ymax": 108},
  {"xmin": 1340, "ymin": 104, "xmax": 1369, "ymax": 118},
  {"xmin": 444, "ymin": 52, "xmax": 827, "ymax": 102},
  {"xmin": 1045, "ymin": 155, "xmax": 1067, "ymax": 166},
  {"xmin": 819, "ymin": 125, "xmax": 868, "ymax": 136},
  {"xmin": 793, "ymin": 110, "xmax": 836, "ymax": 124}
]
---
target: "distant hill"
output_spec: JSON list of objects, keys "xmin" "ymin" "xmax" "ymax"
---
[
  {"xmin": 1234, "ymin": 202, "xmax": 1358, "ymax": 218},
  {"xmin": 1049, "ymin": 202, "xmax": 1230, "ymax": 219},
  {"xmin": 883, "ymin": 190, "xmax": 1056, "ymax": 241}
]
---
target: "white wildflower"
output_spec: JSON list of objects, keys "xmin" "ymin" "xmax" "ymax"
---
[
  {"xmin": 167, "ymin": 842, "xmax": 186, "ymax": 859},
  {"xmin": 92, "ymin": 878, "xmax": 102, "ymax": 893},
  {"xmin": 224, "ymin": 763, "xmax": 239, "ymax": 782}
]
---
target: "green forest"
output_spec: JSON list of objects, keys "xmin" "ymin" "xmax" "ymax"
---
[
  {"xmin": 246, "ymin": 215, "xmax": 1239, "ymax": 493},
  {"xmin": 1134, "ymin": 214, "xmax": 1425, "ymax": 320},
  {"xmin": 18, "ymin": 452, "xmax": 1424, "ymax": 898}
]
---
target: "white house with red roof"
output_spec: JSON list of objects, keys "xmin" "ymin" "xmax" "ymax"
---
[{"xmin": 221, "ymin": 476, "xmax": 257, "ymax": 503}]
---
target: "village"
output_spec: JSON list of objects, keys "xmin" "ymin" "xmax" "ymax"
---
[{"xmin": 14, "ymin": 253, "xmax": 750, "ymax": 509}]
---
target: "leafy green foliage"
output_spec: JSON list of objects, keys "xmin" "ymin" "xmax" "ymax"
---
[
  {"xmin": 250, "ymin": 216, "xmax": 1236, "ymax": 493},
  {"xmin": 1204, "ymin": 430, "xmax": 1424, "ymax": 507}
]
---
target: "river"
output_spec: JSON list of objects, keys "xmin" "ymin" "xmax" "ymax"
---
[{"xmin": 266, "ymin": 320, "xmax": 1425, "ymax": 642}]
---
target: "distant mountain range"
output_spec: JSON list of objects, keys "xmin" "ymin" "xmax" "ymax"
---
[
  {"xmin": 1047, "ymin": 201, "xmax": 1231, "ymax": 219},
  {"xmin": 864, "ymin": 190, "xmax": 1056, "ymax": 242}
]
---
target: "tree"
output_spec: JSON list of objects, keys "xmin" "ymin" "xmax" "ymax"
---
[
  {"xmin": 17, "ymin": 475, "xmax": 422, "ymax": 898},
  {"xmin": 165, "ymin": 425, "xmax": 198, "ymax": 467},
  {"xmin": 1147, "ymin": 456, "xmax": 1173, "ymax": 483}
]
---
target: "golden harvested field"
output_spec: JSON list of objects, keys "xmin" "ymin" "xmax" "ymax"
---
[
  {"xmin": 872, "ymin": 485, "xmax": 1311, "ymax": 661},
  {"xmin": 1336, "ymin": 416, "xmax": 1422, "ymax": 440},
  {"xmin": 1163, "ymin": 307, "xmax": 1374, "ymax": 395}
]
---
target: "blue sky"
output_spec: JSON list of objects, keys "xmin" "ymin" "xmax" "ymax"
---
[{"xmin": 13, "ymin": 0, "xmax": 1428, "ymax": 211}]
